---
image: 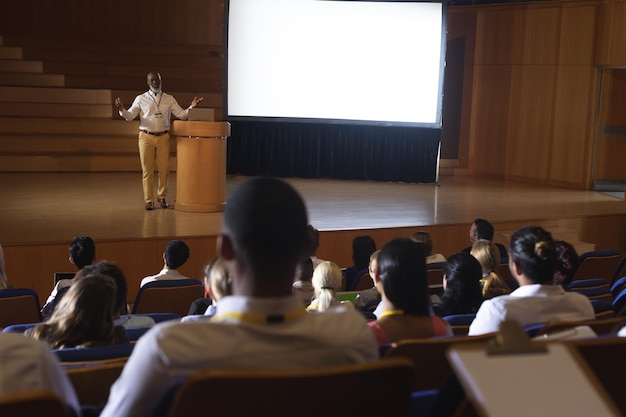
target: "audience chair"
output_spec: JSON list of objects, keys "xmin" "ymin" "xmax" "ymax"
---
[
  {"xmin": 442, "ymin": 314, "xmax": 476, "ymax": 336},
  {"xmin": 611, "ymin": 255, "xmax": 626, "ymax": 284},
  {"xmin": 354, "ymin": 272, "xmax": 373, "ymax": 291},
  {"xmin": 131, "ymin": 279, "xmax": 203, "ymax": 316},
  {"xmin": 495, "ymin": 262, "xmax": 518, "ymax": 291},
  {"xmin": 426, "ymin": 262, "xmax": 445, "ymax": 293},
  {"xmin": 65, "ymin": 360, "xmax": 126, "ymax": 407},
  {"xmin": 532, "ymin": 317, "xmax": 626, "ymax": 339},
  {"xmin": 612, "ymin": 287, "xmax": 626, "ymax": 317},
  {"xmin": 0, "ymin": 390, "xmax": 69, "ymax": 417},
  {"xmin": 591, "ymin": 299, "xmax": 615, "ymax": 319},
  {"xmin": 566, "ymin": 279, "xmax": 613, "ymax": 303},
  {"xmin": 165, "ymin": 358, "xmax": 415, "ymax": 417},
  {"xmin": 54, "ymin": 343, "xmax": 134, "ymax": 365},
  {"xmin": 0, "ymin": 288, "xmax": 42, "ymax": 328},
  {"xmin": 570, "ymin": 250, "xmax": 621, "ymax": 282},
  {"xmin": 383, "ymin": 333, "xmax": 496, "ymax": 392},
  {"xmin": 610, "ymin": 276, "xmax": 626, "ymax": 299},
  {"xmin": 566, "ymin": 337, "xmax": 626, "ymax": 416},
  {"xmin": 2, "ymin": 322, "xmax": 37, "ymax": 333}
]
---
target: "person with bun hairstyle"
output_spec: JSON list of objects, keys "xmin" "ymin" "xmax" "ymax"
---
[{"xmin": 469, "ymin": 226, "xmax": 594, "ymax": 335}]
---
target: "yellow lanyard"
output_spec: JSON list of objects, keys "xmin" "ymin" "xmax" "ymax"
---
[
  {"xmin": 211, "ymin": 307, "xmax": 308, "ymax": 324},
  {"xmin": 379, "ymin": 309, "xmax": 405, "ymax": 318}
]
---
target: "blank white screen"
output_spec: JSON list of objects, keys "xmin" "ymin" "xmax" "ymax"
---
[{"xmin": 226, "ymin": 0, "xmax": 443, "ymax": 126}]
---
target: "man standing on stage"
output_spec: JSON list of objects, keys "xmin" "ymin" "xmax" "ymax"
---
[{"xmin": 115, "ymin": 71, "xmax": 203, "ymax": 210}]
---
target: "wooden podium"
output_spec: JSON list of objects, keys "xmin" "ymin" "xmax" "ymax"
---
[{"xmin": 171, "ymin": 120, "xmax": 231, "ymax": 212}]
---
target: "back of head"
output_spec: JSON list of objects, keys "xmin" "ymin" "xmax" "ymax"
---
[
  {"xmin": 88, "ymin": 261, "xmax": 129, "ymax": 315},
  {"xmin": 68, "ymin": 236, "xmax": 96, "ymax": 269},
  {"xmin": 352, "ymin": 235, "xmax": 377, "ymax": 270},
  {"xmin": 203, "ymin": 257, "xmax": 232, "ymax": 301},
  {"xmin": 473, "ymin": 219, "xmax": 495, "ymax": 241},
  {"xmin": 307, "ymin": 225, "xmax": 320, "ymax": 256},
  {"xmin": 165, "ymin": 240, "xmax": 190, "ymax": 269},
  {"xmin": 441, "ymin": 252, "xmax": 483, "ymax": 314},
  {"xmin": 470, "ymin": 240, "xmax": 499, "ymax": 275},
  {"xmin": 410, "ymin": 230, "xmax": 433, "ymax": 255},
  {"xmin": 0, "ymin": 244, "xmax": 7, "ymax": 289},
  {"xmin": 378, "ymin": 238, "xmax": 429, "ymax": 316},
  {"xmin": 223, "ymin": 177, "xmax": 309, "ymax": 272},
  {"xmin": 553, "ymin": 240, "xmax": 579, "ymax": 287},
  {"xmin": 509, "ymin": 226, "xmax": 556, "ymax": 284},
  {"xmin": 295, "ymin": 256, "xmax": 314, "ymax": 282},
  {"xmin": 312, "ymin": 261, "xmax": 342, "ymax": 311},
  {"xmin": 36, "ymin": 274, "xmax": 118, "ymax": 348}
]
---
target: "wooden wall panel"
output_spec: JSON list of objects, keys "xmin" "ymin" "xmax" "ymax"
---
[
  {"xmin": 520, "ymin": 8, "xmax": 560, "ymax": 65},
  {"xmin": 549, "ymin": 67, "xmax": 596, "ymax": 187},
  {"xmin": 559, "ymin": 4, "xmax": 597, "ymax": 65},
  {"xmin": 468, "ymin": 65, "xmax": 511, "ymax": 177},
  {"xmin": 474, "ymin": 10, "xmax": 517, "ymax": 65},
  {"xmin": 595, "ymin": 0, "xmax": 626, "ymax": 65},
  {"xmin": 506, "ymin": 67, "xmax": 556, "ymax": 180}
]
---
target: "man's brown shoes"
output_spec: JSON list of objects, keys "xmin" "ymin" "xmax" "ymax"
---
[{"xmin": 158, "ymin": 198, "xmax": 168, "ymax": 209}]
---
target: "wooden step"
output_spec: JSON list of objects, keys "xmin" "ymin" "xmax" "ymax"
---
[
  {"xmin": 64, "ymin": 74, "xmax": 221, "ymax": 92},
  {"xmin": 0, "ymin": 86, "xmax": 112, "ymax": 104},
  {"xmin": 43, "ymin": 62, "xmax": 222, "ymax": 78},
  {"xmin": 0, "ymin": 46, "xmax": 22, "ymax": 59},
  {"xmin": 0, "ymin": 134, "xmax": 139, "ymax": 154},
  {"xmin": 0, "ymin": 59, "xmax": 43, "ymax": 73},
  {"xmin": 0, "ymin": 102, "xmax": 113, "ymax": 118},
  {"xmin": 0, "ymin": 117, "xmax": 139, "ymax": 135},
  {"xmin": 0, "ymin": 71, "xmax": 64, "ymax": 87},
  {"xmin": 0, "ymin": 155, "xmax": 178, "ymax": 172}
]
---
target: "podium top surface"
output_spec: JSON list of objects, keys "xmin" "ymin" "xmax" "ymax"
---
[{"xmin": 171, "ymin": 121, "xmax": 231, "ymax": 138}]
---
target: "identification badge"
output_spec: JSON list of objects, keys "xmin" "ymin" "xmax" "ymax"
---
[{"xmin": 154, "ymin": 111, "xmax": 163, "ymax": 118}]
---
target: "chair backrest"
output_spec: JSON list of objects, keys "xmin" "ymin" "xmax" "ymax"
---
[
  {"xmin": 591, "ymin": 299, "xmax": 616, "ymax": 319},
  {"xmin": 566, "ymin": 337, "xmax": 626, "ymax": 416},
  {"xmin": 611, "ymin": 255, "xmax": 626, "ymax": 284},
  {"xmin": 383, "ymin": 333, "xmax": 496, "ymax": 391},
  {"xmin": 0, "ymin": 288, "xmax": 42, "ymax": 328},
  {"xmin": 354, "ymin": 272, "xmax": 373, "ymax": 291},
  {"xmin": 0, "ymin": 389, "xmax": 69, "ymax": 417},
  {"xmin": 571, "ymin": 250, "xmax": 621, "ymax": 282},
  {"xmin": 166, "ymin": 358, "xmax": 415, "ymax": 417},
  {"xmin": 533, "ymin": 317, "xmax": 626, "ymax": 338},
  {"xmin": 566, "ymin": 279, "xmax": 614, "ymax": 303},
  {"xmin": 612, "ymin": 287, "xmax": 626, "ymax": 316},
  {"xmin": 610, "ymin": 276, "xmax": 626, "ymax": 298},
  {"xmin": 426, "ymin": 262, "xmax": 445, "ymax": 293},
  {"xmin": 1, "ymin": 322, "xmax": 38, "ymax": 333},
  {"xmin": 132, "ymin": 279, "xmax": 203, "ymax": 316},
  {"xmin": 442, "ymin": 314, "xmax": 476, "ymax": 336},
  {"xmin": 54, "ymin": 343, "xmax": 134, "ymax": 364},
  {"xmin": 495, "ymin": 262, "xmax": 518, "ymax": 291},
  {"xmin": 65, "ymin": 360, "xmax": 126, "ymax": 407}
]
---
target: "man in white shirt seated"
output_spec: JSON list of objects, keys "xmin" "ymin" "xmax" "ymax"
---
[
  {"xmin": 0, "ymin": 333, "xmax": 80, "ymax": 416},
  {"xmin": 100, "ymin": 177, "xmax": 378, "ymax": 417},
  {"xmin": 469, "ymin": 226, "xmax": 594, "ymax": 335},
  {"xmin": 140, "ymin": 240, "xmax": 191, "ymax": 287}
]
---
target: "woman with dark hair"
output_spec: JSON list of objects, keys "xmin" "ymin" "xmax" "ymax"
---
[
  {"xmin": 432, "ymin": 252, "xmax": 483, "ymax": 317},
  {"xmin": 368, "ymin": 238, "xmax": 451, "ymax": 346},
  {"xmin": 343, "ymin": 235, "xmax": 377, "ymax": 291},
  {"xmin": 26, "ymin": 274, "xmax": 128, "ymax": 349},
  {"xmin": 553, "ymin": 240, "xmax": 579, "ymax": 287},
  {"xmin": 469, "ymin": 226, "xmax": 594, "ymax": 335}
]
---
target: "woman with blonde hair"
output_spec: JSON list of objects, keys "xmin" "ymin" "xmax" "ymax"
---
[
  {"xmin": 471, "ymin": 239, "xmax": 511, "ymax": 299},
  {"xmin": 26, "ymin": 273, "xmax": 127, "ymax": 349},
  {"xmin": 307, "ymin": 261, "xmax": 343, "ymax": 312}
]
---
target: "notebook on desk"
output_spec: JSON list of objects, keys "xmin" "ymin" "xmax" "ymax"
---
[{"xmin": 188, "ymin": 108, "xmax": 215, "ymax": 121}]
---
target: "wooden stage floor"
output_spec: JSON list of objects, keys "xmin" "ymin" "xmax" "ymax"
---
[{"xmin": 1, "ymin": 172, "xmax": 625, "ymax": 245}]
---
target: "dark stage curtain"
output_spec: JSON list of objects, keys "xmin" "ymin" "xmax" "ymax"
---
[{"xmin": 226, "ymin": 121, "xmax": 441, "ymax": 183}]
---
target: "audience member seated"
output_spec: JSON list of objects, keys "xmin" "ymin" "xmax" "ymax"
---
[
  {"xmin": 0, "ymin": 243, "xmax": 10, "ymax": 289},
  {"xmin": 471, "ymin": 239, "xmax": 511, "ymax": 299},
  {"xmin": 354, "ymin": 250, "xmax": 381, "ymax": 311},
  {"xmin": 99, "ymin": 177, "xmax": 378, "ymax": 417},
  {"xmin": 462, "ymin": 218, "xmax": 508, "ymax": 259},
  {"xmin": 410, "ymin": 230, "xmax": 446, "ymax": 264},
  {"xmin": 292, "ymin": 256, "xmax": 315, "ymax": 307},
  {"xmin": 41, "ymin": 235, "xmax": 96, "ymax": 319},
  {"xmin": 307, "ymin": 261, "xmax": 344, "ymax": 312},
  {"xmin": 469, "ymin": 226, "xmax": 595, "ymax": 335},
  {"xmin": 432, "ymin": 252, "xmax": 483, "ymax": 317},
  {"xmin": 553, "ymin": 240, "xmax": 579, "ymax": 287},
  {"xmin": 307, "ymin": 224, "xmax": 326, "ymax": 269},
  {"xmin": 343, "ymin": 235, "xmax": 377, "ymax": 291},
  {"xmin": 0, "ymin": 332, "xmax": 80, "ymax": 416},
  {"xmin": 26, "ymin": 273, "xmax": 128, "ymax": 348},
  {"xmin": 140, "ymin": 240, "xmax": 191, "ymax": 287},
  {"xmin": 368, "ymin": 238, "xmax": 452, "ymax": 347},
  {"xmin": 184, "ymin": 257, "xmax": 232, "ymax": 320}
]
